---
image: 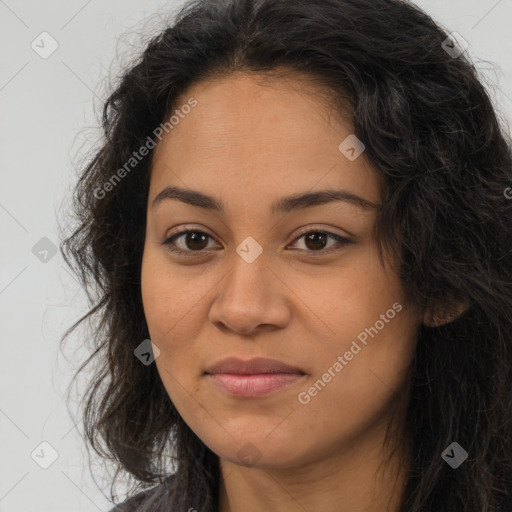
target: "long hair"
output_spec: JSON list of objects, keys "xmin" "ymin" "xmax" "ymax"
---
[{"xmin": 60, "ymin": 0, "xmax": 512, "ymax": 510}]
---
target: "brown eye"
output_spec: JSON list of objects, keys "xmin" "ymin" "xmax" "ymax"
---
[
  {"xmin": 304, "ymin": 232, "xmax": 329, "ymax": 251},
  {"xmin": 181, "ymin": 232, "xmax": 210, "ymax": 251},
  {"xmin": 162, "ymin": 230, "xmax": 216, "ymax": 254},
  {"xmin": 289, "ymin": 230, "xmax": 351, "ymax": 253}
]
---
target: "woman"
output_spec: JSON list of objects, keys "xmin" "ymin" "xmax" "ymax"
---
[{"xmin": 61, "ymin": 0, "xmax": 512, "ymax": 510}]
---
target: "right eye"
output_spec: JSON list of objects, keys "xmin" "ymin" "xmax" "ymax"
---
[{"xmin": 162, "ymin": 229, "xmax": 220, "ymax": 256}]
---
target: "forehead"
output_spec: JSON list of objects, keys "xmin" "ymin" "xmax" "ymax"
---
[{"xmin": 149, "ymin": 71, "xmax": 382, "ymax": 210}]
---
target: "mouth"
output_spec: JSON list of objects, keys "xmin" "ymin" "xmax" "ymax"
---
[{"xmin": 204, "ymin": 357, "xmax": 307, "ymax": 398}]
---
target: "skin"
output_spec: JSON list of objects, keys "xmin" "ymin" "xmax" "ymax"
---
[{"xmin": 141, "ymin": 71, "xmax": 432, "ymax": 512}]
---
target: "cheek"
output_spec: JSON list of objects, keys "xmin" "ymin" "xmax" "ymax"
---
[
  {"xmin": 288, "ymin": 249, "xmax": 406, "ymax": 343},
  {"xmin": 140, "ymin": 251, "xmax": 203, "ymax": 414},
  {"xmin": 294, "ymin": 314, "xmax": 418, "ymax": 451},
  {"xmin": 140, "ymin": 247, "xmax": 216, "ymax": 379},
  {"xmin": 141, "ymin": 248, "xmax": 198, "ymax": 337},
  {"xmin": 141, "ymin": 254, "xmax": 169, "ymax": 337},
  {"xmin": 290, "ymin": 249, "xmax": 417, "ymax": 416},
  {"xmin": 141, "ymin": 249, "xmax": 186, "ymax": 355}
]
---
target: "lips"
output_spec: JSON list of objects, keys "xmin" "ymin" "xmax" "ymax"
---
[
  {"xmin": 204, "ymin": 357, "xmax": 305, "ymax": 375},
  {"xmin": 204, "ymin": 357, "xmax": 306, "ymax": 398}
]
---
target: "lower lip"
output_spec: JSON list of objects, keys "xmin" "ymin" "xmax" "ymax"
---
[{"xmin": 206, "ymin": 373, "xmax": 305, "ymax": 397}]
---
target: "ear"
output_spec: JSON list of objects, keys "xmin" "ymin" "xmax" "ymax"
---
[{"xmin": 422, "ymin": 297, "xmax": 472, "ymax": 328}]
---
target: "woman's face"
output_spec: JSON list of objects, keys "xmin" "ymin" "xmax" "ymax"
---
[{"xmin": 141, "ymin": 72, "xmax": 422, "ymax": 470}]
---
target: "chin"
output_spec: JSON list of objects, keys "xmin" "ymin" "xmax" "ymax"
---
[{"xmin": 206, "ymin": 432, "xmax": 305, "ymax": 470}]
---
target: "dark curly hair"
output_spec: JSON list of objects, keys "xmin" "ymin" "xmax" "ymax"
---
[{"xmin": 60, "ymin": 0, "xmax": 512, "ymax": 510}]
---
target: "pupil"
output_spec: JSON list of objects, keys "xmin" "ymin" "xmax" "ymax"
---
[
  {"xmin": 305, "ymin": 232, "xmax": 326, "ymax": 250},
  {"xmin": 187, "ymin": 232, "xmax": 208, "ymax": 250}
]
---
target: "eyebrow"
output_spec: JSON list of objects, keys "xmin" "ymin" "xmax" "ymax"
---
[{"xmin": 151, "ymin": 185, "xmax": 380, "ymax": 214}]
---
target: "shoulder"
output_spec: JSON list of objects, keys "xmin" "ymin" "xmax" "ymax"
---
[{"xmin": 107, "ymin": 474, "xmax": 178, "ymax": 512}]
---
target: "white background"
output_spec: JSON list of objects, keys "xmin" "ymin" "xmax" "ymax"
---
[{"xmin": 1, "ymin": 0, "xmax": 511, "ymax": 510}]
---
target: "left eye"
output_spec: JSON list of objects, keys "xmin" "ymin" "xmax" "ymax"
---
[
  {"xmin": 290, "ymin": 230, "xmax": 351, "ymax": 252},
  {"xmin": 162, "ymin": 229, "xmax": 351, "ymax": 256}
]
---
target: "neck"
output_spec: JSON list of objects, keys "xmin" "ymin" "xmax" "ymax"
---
[{"xmin": 217, "ymin": 420, "xmax": 412, "ymax": 512}]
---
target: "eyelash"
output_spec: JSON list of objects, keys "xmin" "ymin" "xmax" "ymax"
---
[{"xmin": 161, "ymin": 227, "xmax": 351, "ymax": 257}]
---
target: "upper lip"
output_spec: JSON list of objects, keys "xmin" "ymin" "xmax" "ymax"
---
[{"xmin": 205, "ymin": 357, "xmax": 305, "ymax": 375}]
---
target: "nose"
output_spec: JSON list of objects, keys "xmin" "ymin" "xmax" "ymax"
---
[{"xmin": 208, "ymin": 248, "xmax": 292, "ymax": 336}]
